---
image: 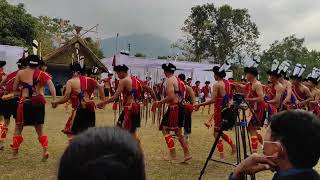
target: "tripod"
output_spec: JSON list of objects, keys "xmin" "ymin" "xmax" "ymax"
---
[{"xmin": 199, "ymin": 98, "xmax": 257, "ymax": 180}]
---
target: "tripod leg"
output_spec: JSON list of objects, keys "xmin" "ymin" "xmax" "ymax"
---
[{"xmin": 199, "ymin": 130, "xmax": 224, "ymax": 180}]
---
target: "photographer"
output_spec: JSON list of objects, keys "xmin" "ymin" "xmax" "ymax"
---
[{"xmin": 229, "ymin": 110, "xmax": 320, "ymax": 180}]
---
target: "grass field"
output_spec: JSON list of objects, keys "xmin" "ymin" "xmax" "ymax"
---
[{"xmin": 0, "ymin": 99, "xmax": 319, "ymax": 180}]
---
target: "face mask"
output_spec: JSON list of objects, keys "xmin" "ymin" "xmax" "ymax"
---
[{"xmin": 262, "ymin": 141, "xmax": 284, "ymax": 158}]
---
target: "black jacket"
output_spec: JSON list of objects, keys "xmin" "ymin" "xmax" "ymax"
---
[{"xmin": 272, "ymin": 170, "xmax": 320, "ymax": 180}]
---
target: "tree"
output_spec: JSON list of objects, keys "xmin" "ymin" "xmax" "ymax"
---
[
  {"xmin": 0, "ymin": 1, "xmax": 38, "ymax": 47},
  {"xmin": 84, "ymin": 37, "xmax": 105, "ymax": 59},
  {"xmin": 179, "ymin": 3, "xmax": 260, "ymax": 63},
  {"xmin": 259, "ymin": 35, "xmax": 320, "ymax": 82}
]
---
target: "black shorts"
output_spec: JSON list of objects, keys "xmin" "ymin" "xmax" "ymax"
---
[
  {"xmin": 117, "ymin": 110, "xmax": 141, "ymax": 133},
  {"xmin": 71, "ymin": 107, "xmax": 96, "ymax": 135},
  {"xmin": 184, "ymin": 111, "xmax": 192, "ymax": 134},
  {"xmin": 160, "ymin": 104, "xmax": 185, "ymax": 131},
  {"xmin": 0, "ymin": 97, "xmax": 19, "ymax": 120},
  {"xmin": 104, "ymin": 88, "xmax": 110, "ymax": 97},
  {"xmin": 23, "ymin": 101, "xmax": 45, "ymax": 126}
]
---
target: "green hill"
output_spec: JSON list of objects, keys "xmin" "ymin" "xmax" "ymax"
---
[{"xmin": 101, "ymin": 33, "xmax": 178, "ymax": 58}]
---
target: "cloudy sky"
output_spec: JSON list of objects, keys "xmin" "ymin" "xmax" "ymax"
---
[{"xmin": 7, "ymin": 0, "xmax": 320, "ymax": 50}]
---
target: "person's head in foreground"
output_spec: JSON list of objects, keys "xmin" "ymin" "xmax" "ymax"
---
[
  {"xmin": 58, "ymin": 127, "xmax": 145, "ymax": 180},
  {"xmin": 231, "ymin": 110, "xmax": 320, "ymax": 180}
]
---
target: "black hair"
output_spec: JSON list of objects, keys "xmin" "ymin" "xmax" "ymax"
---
[
  {"xmin": 0, "ymin": 61, "xmax": 6, "ymax": 67},
  {"xmin": 17, "ymin": 58, "xmax": 27, "ymax": 69},
  {"xmin": 308, "ymin": 77, "xmax": 319, "ymax": 85},
  {"xmin": 25, "ymin": 55, "xmax": 41, "ymax": 68},
  {"xmin": 70, "ymin": 63, "xmax": 83, "ymax": 74},
  {"xmin": 187, "ymin": 78, "xmax": 192, "ymax": 81},
  {"xmin": 58, "ymin": 127, "xmax": 145, "ymax": 180},
  {"xmin": 212, "ymin": 66, "xmax": 226, "ymax": 78},
  {"xmin": 270, "ymin": 110, "xmax": 320, "ymax": 169},
  {"xmin": 244, "ymin": 67, "xmax": 259, "ymax": 77},
  {"xmin": 195, "ymin": 81, "xmax": 200, "ymax": 84},
  {"xmin": 162, "ymin": 63, "xmax": 176, "ymax": 73},
  {"xmin": 178, "ymin": 74, "xmax": 186, "ymax": 81},
  {"xmin": 114, "ymin": 65, "xmax": 129, "ymax": 73},
  {"xmin": 205, "ymin": 81, "xmax": 210, "ymax": 84}
]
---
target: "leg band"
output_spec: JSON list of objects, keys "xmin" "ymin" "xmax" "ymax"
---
[
  {"xmin": 217, "ymin": 139, "xmax": 224, "ymax": 153},
  {"xmin": 164, "ymin": 134, "xmax": 175, "ymax": 150},
  {"xmin": 251, "ymin": 136, "xmax": 258, "ymax": 151},
  {"xmin": 1, "ymin": 127, "xmax": 8, "ymax": 140},
  {"xmin": 38, "ymin": 135, "xmax": 48, "ymax": 149},
  {"xmin": 11, "ymin": 135, "xmax": 23, "ymax": 151}
]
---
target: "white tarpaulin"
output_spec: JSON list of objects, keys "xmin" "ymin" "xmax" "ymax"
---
[
  {"xmin": 101, "ymin": 54, "xmax": 233, "ymax": 85},
  {"xmin": 0, "ymin": 45, "xmax": 24, "ymax": 73}
]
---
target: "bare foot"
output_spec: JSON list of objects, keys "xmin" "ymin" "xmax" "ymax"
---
[
  {"xmin": 184, "ymin": 156, "xmax": 192, "ymax": 162},
  {"xmin": 42, "ymin": 149, "xmax": 49, "ymax": 161},
  {"xmin": 8, "ymin": 151, "xmax": 19, "ymax": 160},
  {"xmin": 162, "ymin": 156, "xmax": 178, "ymax": 161},
  {"xmin": 0, "ymin": 145, "xmax": 4, "ymax": 151},
  {"xmin": 219, "ymin": 153, "xmax": 225, "ymax": 160}
]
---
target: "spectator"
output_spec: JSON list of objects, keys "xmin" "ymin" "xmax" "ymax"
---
[
  {"xmin": 230, "ymin": 110, "xmax": 320, "ymax": 180},
  {"xmin": 55, "ymin": 82, "xmax": 63, "ymax": 96},
  {"xmin": 58, "ymin": 127, "xmax": 145, "ymax": 180}
]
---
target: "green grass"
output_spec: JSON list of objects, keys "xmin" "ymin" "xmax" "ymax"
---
[{"xmin": 0, "ymin": 99, "xmax": 319, "ymax": 180}]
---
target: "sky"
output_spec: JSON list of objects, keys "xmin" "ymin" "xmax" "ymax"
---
[{"xmin": 7, "ymin": 0, "xmax": 320, "ymax": 50}]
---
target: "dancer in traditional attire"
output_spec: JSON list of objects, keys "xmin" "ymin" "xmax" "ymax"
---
[
  {"xmin": 234, "ymin": 58, "xmax": 265, "ymax": 153},
  {"xmin": 195, "ymin": 62, "xmax": 236, "ymax": 159},
  {"xmin": 201, "ymin": 81, "xmax": 211, "ymax": 114},
  {"xmin": 192, "ymin": 81, "xmax": 201, "ymax": 104},
  {"xmin": 11, "ymin": 55, "xmax": 56, "ymax": 160},
  {"xmin": 97, "ymin": 64, "xmax": 157, "ymax": 145},
  {"xmin": 307, "ymin": 68, "xmax": 320, "ymax": 117},
  {"xmin": 265, "ymin": 60, "xmax": 285, "ymax": 115},
  {"xmin": 52, "ymin": 63, "xmax": 105, "ymax": 143},
  {"xmin": 156, "ymin": 63, "xmax": 192, "ymax": 162},
  {"xmin": 0, "ymin": 61, "xmax": 7, "ymax": 129},
  {"xmin": 102, "ymin": 73, "xmax": 114, "ymax": 97},
  {"xmin": 177, "ymin": 74, "xmax": 196, "ymax": 140},
  {"xmin": 290, "ymin": 64, "xmax": 312, "ymax": 109},
  {"xmin": 277, "ymin": 61, "xmax": 297, "ymax": 110},
  {"xmin": 0, "ymin": 58, "xmax": 27, "ymax": 150}
]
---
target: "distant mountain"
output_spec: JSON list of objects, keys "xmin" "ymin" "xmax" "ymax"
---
[{"xmin": 101, "ymin": 34, "xmax": 178, "ymax": 58}]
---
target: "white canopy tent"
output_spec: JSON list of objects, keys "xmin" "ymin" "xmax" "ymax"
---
[
  {"xmin": 0, "ymin": 45, "xmax": 24, "ymax": 73},
  {"xmin": 101, "ymin": 54, "xmax": 233, "ymax": 86}
]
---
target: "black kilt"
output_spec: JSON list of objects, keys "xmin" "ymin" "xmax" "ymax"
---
[
  {"xmin": 0, "ymin": 97, "xmax": 19, "ymax": 120},
  {"xmin": 23, "ymin": 100, "xmax": 45, "ymax": 126},
  {"xmin": 160, "ymin": 104, "xmax": 185, "ymax": 131},
  {"xmin": 117, "ymin": 109, "xmax": 141, "ymax": 133},
  {"xmin": 71, "ymin": 107, "xmax": 96, "ymax": 135}
]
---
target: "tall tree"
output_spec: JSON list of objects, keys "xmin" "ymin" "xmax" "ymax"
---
[
  {"xmin": 260, "ymin": 35, "xmax": 320, "ymax": 81},
  {"xmin": 180, "ymin": 3, "xmax": 260, "ymax": 63},
  {"xmin": 0, "ymin": 0, "xmax": 38, "ymax": 47}
]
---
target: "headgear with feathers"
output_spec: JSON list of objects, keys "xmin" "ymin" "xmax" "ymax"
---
[
  {"xmin": 290, "ymin": 63, "xmax": 306, "ymax": 80},
  {"xmin": 212, "ymin": 60, "xmax": 232, "ymax": 78},
  {"xmin": 243, "ymin": 57, "xmax": 260, "ymax": 77},
  {"xmin": 307, "ymin": 67, "xmax": 320, "ymax": 85},
  {"xmin": 267, "ymin": 59, "xmax": 281, "ymax": 78},
  {"xmin": 162, "ymin": 63, "xmax": 176, "ymax": 73},
  {"xmin": 277, "ymin": 60, "xmax": 291, "ymax": 78},
  {"xmin": 113, "ymin": 64, "xmax": 129, "ymax": 72}
]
